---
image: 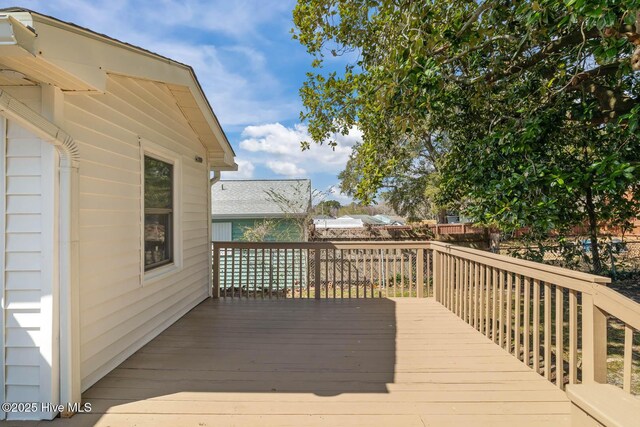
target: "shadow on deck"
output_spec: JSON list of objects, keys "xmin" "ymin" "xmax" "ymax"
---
[
  {"xmin": 102, "ymin": 298, "xmax": 398, "ymax": 396},
  {"xmin": 37, "ymin": 298, "xmax": 571, "ymax": 427}
]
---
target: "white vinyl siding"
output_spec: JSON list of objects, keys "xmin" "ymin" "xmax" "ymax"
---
[
  {"xmin": 212, "ymin": 222, "xmax": 232, "ymax": 241},
  {"xmin": 64, "ymin": 74, "xmax": 210, "ymax": 390},
  {"xmin": 1, "ymin": 86, "xmax": 59, "ymax": 420}
]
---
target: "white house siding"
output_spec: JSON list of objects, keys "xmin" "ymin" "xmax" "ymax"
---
[
  {"xmin": 63, "ymin": 74, "xmax": 210, "ymax": 391},
  {"xmin": 1, "ymin": 86, "xmax": 60, "ymax": 420}
]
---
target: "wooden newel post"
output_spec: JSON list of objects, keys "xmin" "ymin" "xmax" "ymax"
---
[
  {"xmin": 581, "ymin": 292, "xmax": 607, "ymax": 383},
  {"xmin": 416, "ymin": 248, "xmax": 424, "ymax": 298},
  {"xmin": 212, "ymin": 245, "xmax": 220, "ymax": 299},
  {"xmin": 314, "ymin": 248, "xmax": 321, "ymax": 300},
  {"xmin": 433, "ymin": 249, "xmax": 440, "ymax": 302}
]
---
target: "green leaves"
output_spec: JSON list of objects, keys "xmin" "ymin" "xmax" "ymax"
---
[{"xmin": 293, "ymin": 0, "xmax": 640, "ymax": 265}]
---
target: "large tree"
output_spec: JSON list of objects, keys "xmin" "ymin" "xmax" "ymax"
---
[{"xmin": 293, "ymin": 0, "xmax": 640, "ymax": 272}]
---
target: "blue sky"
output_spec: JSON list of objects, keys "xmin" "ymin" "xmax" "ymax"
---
[{"xmin": 12, "ymin": 0, "xmax": 357, "ymax": 203}]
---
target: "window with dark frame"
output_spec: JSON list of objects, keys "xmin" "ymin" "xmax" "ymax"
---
[{"xmin": 144, "ymin": 155, "xmax": 173, "ymax": 271}]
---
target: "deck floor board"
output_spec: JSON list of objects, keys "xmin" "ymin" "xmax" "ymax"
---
[{"xmin": 34, "ymin": 298, "xmax": 570, "ymax": 426}]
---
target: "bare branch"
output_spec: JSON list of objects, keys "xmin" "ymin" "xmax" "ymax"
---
[{"xmin": 457, "ymin": 1, "xmax": 494, "ymax": 38}]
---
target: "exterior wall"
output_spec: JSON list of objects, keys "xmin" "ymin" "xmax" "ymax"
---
[
  {"xmin": 63, "ymin": 74, "xmax": 211, "ymax": 391},
  {"xmin": 213, "ymin": 218, "xmax": 305, "ymax": 242},
  {"xmin": 1, "ymin": 86, "xmax": 59, "ymax": 420}
]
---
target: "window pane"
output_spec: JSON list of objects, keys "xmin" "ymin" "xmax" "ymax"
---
[
  {"xmin": 144, "ymin": 213, "xmax": 172, "ymax": 269},
  {"xmin": 144, "ymin": 155, "xmax": 173, "ymax": 271},
  {"xmin": 144, "ymin": 156, "xmax": 172, "ymax": 209}
]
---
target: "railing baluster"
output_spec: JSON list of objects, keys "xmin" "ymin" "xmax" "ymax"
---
[
  {"xmin": 514, "ymin": 275, "xmax": 521, "ymax": 361},
  {"xmin": 484, "ymin": 265, "xmax": 491, "ymax": 336},
  {"xmin": 499, "ymin": 269, "xmax": 505, "ymax": 348},
  {"xmin": 306, "ymin": 248, "xmax": 310, "ymax": 299},
  {"xmin": 455, "ymin": 257, "xmax": 461, "ymax": 316},
  {"xmin": 569, "ymin": 289, "xmax": 577, "ymax": 384},
  {"xmin": 426, "ymin": 249, "xmax": 431, "ymax": 298},
  {"xmin": 213, "ymin": 245, "xmax": 221, "ymax": 299},
  {"xmin": 533, "ymin": 279, "xmax": 541, "ymax": 374},
  {"xmin": 222, "ymin": 247, "xmax": 228, "ymax": 299},
  {"xmin": 261, "ymin": 249, "xmax": 266, "ymax": 299},
  {"xmin": 314, "ymin": 248, "xmax": 321, "ymax": 300},
  {"xmin": 447, "ymin": 255, "xmax": 452, "ymax": 309},
  {"xmin": 276, "ymin": 249, "xmax": 280, "ymax": 299},
  {"xmin": 524, "ymin": 277, "xmax": 531, "ymax": 368},
  {"xmin": 555, "ymin": 286, "xmax": 564, "ymax": 388},
  {"xmin": 333, "ymin": 249, "xmax": 337, "ymax": 299},
  {"xmin": 370, "ymin": 249, "xmax": 375, "ymax": 298},
  {"xmin": 400, "ymin": 251, "xmax": 405, "ymax": 297},
  {"xmin": 348, "ymin": 249, "xmax": 353, "ymax": 299},
  {"xmin": 492, "ymin": 268, "xmax": 498, "ymax": 343},
  {"xmin": 506, "ymin": 272, "xmax": 513, "ymax": 353},
  {"xmin": 479, "ymin": 264, "xmax": 486, "ymax": 334},
  {"xmin": 341, "ymin": 249, "xmax": 345, "ymax": 299},
  {"xmin": 467, "ymin": 261, "xmax": 477, "ymax": 322},
  {"xmin": 462, "ymin": 259, "xmax": 468, "ymax": 321},
  {"xmin": 544, "ymin": 282, "xmax": 552, "ymax": 379},
  {"xmin": 284, "ymin": 248, "xmax": 288, "ymax": 298},
  {"xmin": 268, "ymin": 248, "xmax": 273, "ymax": 299},
  {"xmin": 393, "ymin": 249, "xmax": 397, "ymax": 298},
  {"xmin": 408, "ymin": 252, "xmax": 413, "ymax": 298},
  {"xmin": 623, "ymin": 325, "xmax": 633, "ymax": 393},
  {"xmin": 472, "ymin": 262, "xmax": 478, "ymax": 328},
  {"xmin": 299, "ymin": 248, "xmax": 303, "ymax": 298},
  {"xmin": 325, "ymin": 247, "xmax": 329, "ymax": 298}
]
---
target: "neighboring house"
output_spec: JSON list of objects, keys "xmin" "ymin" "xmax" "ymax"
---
[
  {"xmin": 211, "ymin": 179, "xmax": 312, "ymax": 242},
  {"xmin": 313, "ymin": 216, "xmax": 366, "ymax": 229},
  {"xmin": 0, "ymin": 9, "xmax": 236, "ymax": 421},
  {"xmin": 373, "ymin": 214, "xmax": 405, "ymax": 226},
  {"xmin": 313, "ymin": 214, "xmax": 402, "ymax": 229}
]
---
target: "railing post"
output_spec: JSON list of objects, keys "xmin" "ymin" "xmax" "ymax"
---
[
  {"xmin": 416, "ymin": 248, "xmax": 424, "ymax": 298},
  {"xmin": 432, "ymin": 249, "xmax": 440, "ymax": 302},
  {"xmin": 581, "ymin": 292, "xmax": 607, "ymax": 383},
  {"xmin": 212, "ymin": 244, "xmax": 220, "ymax": 299},
  {"xmin": 314, "ymin": 248, "xmax": 321, "ymax": 300}
]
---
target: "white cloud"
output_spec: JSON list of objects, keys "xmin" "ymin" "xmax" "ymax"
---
[
  {"xmin": 221, "ymin": 159, "xmax": 255, "ymax": 179},
  {"xmin": 17, "ymin": 0, "xmax": 300, "ymax": 128},
  {"xmin": 239, "ymin": 123, "xmax": 362, "ymax": 175},
  {"xmin": 266, "ymin": 161, "xmax": 306, "ymax": 177}
]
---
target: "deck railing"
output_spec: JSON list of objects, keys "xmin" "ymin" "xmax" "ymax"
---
[
  {"xmin": 212, "ymin": 240, "xmax": 640, "ymax": 396},
  {"xmin": 430, "ymin": 241, "xmax": 640, "ymax": 395},
  {"xmin": 212, "ymin": 241, "xmax": 432, "ymax": 299}
]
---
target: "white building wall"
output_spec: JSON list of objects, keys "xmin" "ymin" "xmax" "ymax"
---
[
  {"xmin": 62, "ymin": 74, "xmax": 210, "ymax": 390},
  {"xmin": 1, "ymin": 86, "xmax": 59, "ymax": 420}
]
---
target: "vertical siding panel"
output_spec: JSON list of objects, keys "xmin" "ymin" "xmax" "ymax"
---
[
  {"xmin": 38, "ymin": 142, "xmax": 59, "ymax": 419},
  {"xmin": 1, "ymin": 115, "xmax": 6, "ymax": 421},
  {"xmin": 2, "ymin": 105, "xmax": 47, "ymax": 420}
]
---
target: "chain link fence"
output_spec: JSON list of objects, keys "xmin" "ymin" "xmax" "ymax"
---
[{"xmin": 499, "ymin": 240, "xmax": 640, "ymax": 279}]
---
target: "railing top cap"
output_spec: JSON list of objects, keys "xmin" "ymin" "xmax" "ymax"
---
[{"xmin": 428, "ymin": 241, "xmax": 611, "ymax": 284}]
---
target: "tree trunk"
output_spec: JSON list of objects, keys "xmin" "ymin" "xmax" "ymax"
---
[{"xmin": 585, "ymin": 186, "xmax": 602, "ymax": 273}]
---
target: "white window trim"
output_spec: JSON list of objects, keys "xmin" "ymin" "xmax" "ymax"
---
[{"xmin": 139, "ymin": 137, "xmax": 183, "ymax": 285}]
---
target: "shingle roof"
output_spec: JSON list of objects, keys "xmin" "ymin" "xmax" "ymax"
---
[{"xmin": 211, "ymin": 179, "xmax": 311, "ymax": 218}]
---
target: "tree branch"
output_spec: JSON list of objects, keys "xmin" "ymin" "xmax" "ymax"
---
[
  {"xmin": 457, "ymin": 1, "xmax": 494, "ymax": 37},
  {"xmin": 485, "ymin": 27, "xmax": 601, "ymax": 83},
  {"xmin": 568, "ymin": 61, "xmax": 625, "ymax": 86}
]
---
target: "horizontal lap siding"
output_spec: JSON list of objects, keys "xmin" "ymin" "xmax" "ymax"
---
[
  {"xmin": 1, "ymin": 86, "xmax": 53, "ymax": 420},
  {"xmin": 66, "ymin": 75, "xmax": 210, "ymax": 391}
]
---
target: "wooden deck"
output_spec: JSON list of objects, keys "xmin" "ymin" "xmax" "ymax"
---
[{"xmin": 38, "ymin": 298, "xmax": 570, "ymax": 426}]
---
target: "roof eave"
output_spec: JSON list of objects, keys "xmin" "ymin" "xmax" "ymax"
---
[{"xmin": 0, "ymin": 8, "xmax": 236, "ymax": 169}]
